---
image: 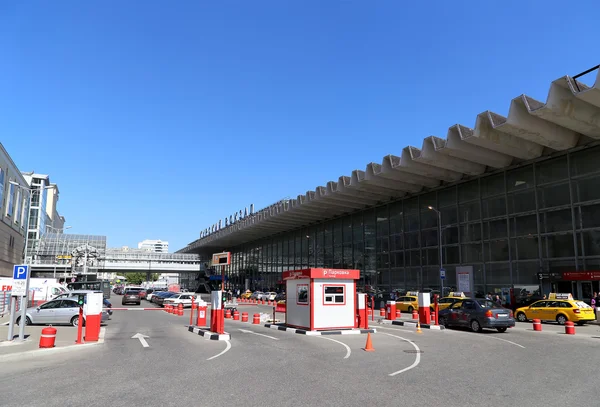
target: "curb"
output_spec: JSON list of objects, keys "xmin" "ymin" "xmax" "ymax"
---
[
  {"xmin": 0, "ymin": 327, "xmax": 106, "ymax": 361},
  {"xmin": 264, "ymin": 324, "xmax": 376, "ymax": 336},
  {"xmin": 187, "ymin": 325, "xmax": 231, "ymax": 341},
  {"xmin": 377, "ymin": 319, "xmax": 445, "ymax": 330}
]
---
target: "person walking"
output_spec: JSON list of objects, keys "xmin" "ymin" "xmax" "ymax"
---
[{"xmin": 593, "ymin": 292, "xmax": 598, "ymax": 321}]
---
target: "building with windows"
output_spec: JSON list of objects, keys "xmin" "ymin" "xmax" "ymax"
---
[
  {"xmin": 0, "ymin": 143, "xmax": 30, "ymax": 276},
  {"xmin": 138, "ymin": 239, "xmax": 169, "ymax": 253},
  {"xmin": 179, "ymin": 66, "xmax": 600, "ymax": 304}
]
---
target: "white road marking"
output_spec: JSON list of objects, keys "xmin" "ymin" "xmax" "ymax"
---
[
  {"xmin": 207, "ymin": 340, "xmax": 231, "ymax": 360},
  {"xmin": 131, "ymin": 333, "xmax": 150, "ymax": 348},
  {"xmin": 383, "ymin": 333, "xmax": 421, "ymax": 376},
  {"xmin": 319, "ymin": 336, "xmax": 351, "ymax": 359},
  {"xmin": 375, "ymin": 325, "xmax": 415, "ymax": 333},
  {"xmin": 238, "ymin": 328, "xmax": 279, "ymax": 340},
  {"xmin": 484, "ymin": 335, "xmax": 526, "ymax": 349}
]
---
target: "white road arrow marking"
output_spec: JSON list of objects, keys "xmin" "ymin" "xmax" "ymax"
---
[
  {"xmin": 131, "ymin": 333, "xmax": 150, "ymax": 348},
  {"xmin": 238, "ymin": 328, "xmax": 279, "ymax": 340}
]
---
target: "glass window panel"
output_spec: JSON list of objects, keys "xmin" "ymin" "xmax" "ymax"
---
[
  {"xmin": 391, "ymin": 252, "xmax": 404, "ymax": 268},
  {"xmin": 421, "ymin": 229, "xmax": 438, "ymax": 247},
  {"xmin": 405, "ymin": 232, "xmax": 419, "ymax": 249},
  {"xmin": 303, "ymin": 229, "xmax": 311, "ymax": 268},
  {"xmin": 536, "ymin": 156, "xmax": 568, "ymax": 185},
  {"xmin": 487, "ymin": 262, "xmax": 512, "ymax": 285},
  {"xmin": 377, "ymin": 237, "xmax": 389, "ymax": 253},
  {"xmin": 405, "ymin": 267, "xmax": 421, "ymax": 291},
  {"xmin": 570, "ymin": 145, "xmax": 600, "ymax": 177},
  {"xmin": 458, "ymin": 180, "xmax": 479, "ymax": 202},
  {"xmin": 488, "ymin": 240, "xmax": 510, "ymax": 261},
  {"xmin": 572, "ymin": 174, "xmax": 600, "ymax": 203},
  {"xmin": 408, "ymin": 250, "xmax": 421, "ymax": 266},
  {"xmin": 315, "ymin": 226, "xmax": 323, "ymax": 267},
  {"xmin": 444, "ymin": 246, "xmax": 460, "ymax": 264},
  {"xmin": 333, "ymin": 245, "xmax": 342, "ymax": 268},
  {"xmin": 444, "ymin": 226, "xmax": 459, "ymax": 245},
  {"xmin": 333, "ymin": 219, "xmax": 342, "ymax": 245},
  {"xmin": 459, "ymin": 201, "xmax": 480, "ymax": 223},
  {"xmin": 404, "ymin": 214, "xmax": 419, "ymax": 232},
  {"xmin": 513, "ymin": 261, "xmax": 540, "ymax": 286},
  {"xmin": 343, "ymin": 217, "xmax": 352, "ymax": 244},
  {"xmin": 515, "ymin": 236, "xmax": 539, "ymax": 260},
  {"xmin": 507, "ymin": 166, "xmax": 534, "ymax": 191},
  {"xmin": 376, "ymin": 253, "xmax": 390, "ymax": 271},
  {"xmin": 391, "ymin": 234, "xmax": 403, "ymax": 251},
  {"xmin": 364, "ymin": 209, "xmax": 376, "ymax": 241},
  {"xmin": 353, "ymin": 242, "xmax": 363, "ymax": 270},
  {"xmin": 460, "ymin": 223, "xmax": 482, "ymax": 242},
  {"xmin": 438, "ymin": 187, "xmax": 456, "ymax": 208},
  {"xmin": 462, "ymin": 243, "xmax": 484, "ymax": 263},
  {"xmin": 342, "ymin": 244, "xmax": 352, "ymax": 269},
  {"xmin": 537, "ymin": 183, "xmax": 570, "ymax": 209},
  {"xmin": 389, "ymin": 202, "xmax": 403, "ymax": 235},
  {"xmin": 512, "ymin": 214, "xmax": 538, "ymax": 237},
  {"xmin": 390, "ymin": 268, "xmax": 405, "ymax": 290},
  {"xmin": 507, "ymin": 190, "xmax": 536, "ymax": 214},
  {"xmin": 487, "ymin": 219, "xmax": 508, "ymax": 240},
  {"xmin": 481, "ymin": 173, "xmax": 505, "ymax": 198},
  {"xmin": 440, "ymin": 206, "xmax": 457, "ymax": 225},
  {"xmin": 295, "ymin": 232, "xmax": 302, "ymax": 266},
  {"xmin": 376, "ymin": 206, "xmax": 389, "ymax": 237},
  {"xmin": 420, "ymin": 210, "xmax": 437, "ymax": 229},
  {"xmin": 426, "ymin": 248, "xmax": 438, "ymax": 266},
  {"xmin": 544, "ymin": 234, "xmax": 575, "ymax": 258},
  {"xmin": 353, "ymin": 214, "xmax": 363, "ymax": 241},
  {"xmin": 579, "ymin": 204, "xmax": 600, "ymax": 229},
  {"xmin": 324, "ymin": 221, "xmax": 332, "ymax": 247},
  {"xmin": 482, "ymin": 196, "xmax": 506, "ymax": 219},
  {"xmin": 582, "ymin": 230, "xmax": 600, "ymax": 256},
  {"xmin": 541, "ymin": 209, "xmax": 573, "ymax": 233}
]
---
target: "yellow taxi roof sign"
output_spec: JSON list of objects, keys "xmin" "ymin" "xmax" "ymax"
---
[
  {"xmin": 406, "ymin": 291, "xmax": 419, "ymax": 296},
  {"xmin": 448, "ymin": 292, "xmax": 466, "ymax": 298},
  {"xmin": 548, "ymin": 293, "xmax": 573, "ymax": 300}
]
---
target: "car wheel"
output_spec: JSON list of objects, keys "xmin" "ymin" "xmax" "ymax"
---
[
  {"xmin": 136, "ymin": 302, "xmax": 141, "ymax": 306},
  {"xmin": 71, "ymin": 315, "xmax": 84, "ymax": 327},
  {"xmin": 440, "ymin": 316, "xmax": 449, "ymax": 328},
  {"xmin": 556, "ymin": 314, "xmax": 568, "ymax": 325},
  {"xmin": 470, "ymin": 319, "xmax": 482, "ymax": 333},
  {"xmin": 496, "ymin": 327, "xmax": 507, "ymax": 333},
  {"xmin": 516, "ymin": 312, "xmax": 527, "ymax": 322},
  {"xmin": 16, "ymin": 316, "xmax": 32, "ymax": 326},
  {"xmin": 407, "ymin": 306, "xmax": 414, "ymax": 313}
]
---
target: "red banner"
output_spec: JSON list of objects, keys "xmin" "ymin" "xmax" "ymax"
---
[{"xmin": 562, "ymin": 271, "xmax": 600, "ymax": 281}]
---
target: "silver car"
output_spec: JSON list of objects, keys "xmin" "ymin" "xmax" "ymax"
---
[{"xmin": 16, "ymin": 298, "xmax": 109, "ymax": 327}]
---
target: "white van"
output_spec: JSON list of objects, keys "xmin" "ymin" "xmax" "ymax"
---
[{"xmin": 0, "ymin": 278, "xmax": 69, "ymax": 303}]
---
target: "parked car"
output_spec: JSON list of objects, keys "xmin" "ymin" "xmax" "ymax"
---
[
  {"xmin": 250, "ymin": 291, "xmax": 264, "ymax": 300},
  {"xmin": 154, "ymin": 291, "xmax": 177, "ymax": 306},
  {"xmin": 438, "ymin": 298, "xmax": 515, "ymax": 333},
  {"xmin": 16, "ymin": 299, "xmax": 109, "ymax": 327},
  {"xmin": 264, "ymin": 292, "xmax": 277, "ymax": 301},
  {"xmin": 122, "ymin": 289, "xmax": 141, "ymax": 305},
  {"xmin": 162, "ymin": 293, "xmax": 200, "ymax": 308}
]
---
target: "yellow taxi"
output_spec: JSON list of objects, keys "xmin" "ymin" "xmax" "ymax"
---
[
  {"xmin": 396, "ymin": 292, "xmax": 419, "ymax": 313},
  {"xmin": 240, "ymin": 290, "xmax": 253, "ymax": 299},
  {"xmin": 515, "ymin": 293, "xmax": 595, "ymax": 325},
  {"xmin": 430, "ymin": 292, "xmax": 466, "ymax": 312}
]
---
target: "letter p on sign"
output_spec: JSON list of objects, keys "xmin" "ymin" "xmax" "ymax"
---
[{"xmin": 13, "ymin": 265, "xmax": 29, "ymax": 280}]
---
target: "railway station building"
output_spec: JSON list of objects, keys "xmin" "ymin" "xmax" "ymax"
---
[{"xmin": 179, "ymin": 66, "xmax": 600, "ymax": 304}]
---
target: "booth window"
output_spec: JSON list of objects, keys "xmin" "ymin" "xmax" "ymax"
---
[
  {"xmin": 324, "ymin": 285, "xmax": 345, "ymax": 305},
  {"xmin": 297, "ymin": 284, "xmax": 308, "ymax": 305}
]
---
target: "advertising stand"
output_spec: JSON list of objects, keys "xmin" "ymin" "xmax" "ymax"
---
[
  {"xmin": 418, "ymin": 292, "xmax": 431, "ymax": 325},
  {"xmin": 283, "ymin": 268, "xmax": 360, "ymax": 331}
]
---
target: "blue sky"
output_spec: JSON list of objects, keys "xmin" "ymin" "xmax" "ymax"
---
[{"xmin": 1, "ymin": 1, "xmax": 599, "ymax": 251}]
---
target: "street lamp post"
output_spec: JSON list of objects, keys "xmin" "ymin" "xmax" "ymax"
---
[
  {"xmin": 428, "ymin": 206, "xmax": 444, "ymax": 296},
  {"xmin": 9, "ymin": 181, "xmax": 52, "ymax": 341}
]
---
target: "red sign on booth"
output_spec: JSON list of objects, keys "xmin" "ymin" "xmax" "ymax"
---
[
  {"xmin": 282, "ymin": 268, "xmax": 360, "ymax": 280},
  {"xmin": 562, "ymin": 271, "xmax": 600, "ymax": 281}
]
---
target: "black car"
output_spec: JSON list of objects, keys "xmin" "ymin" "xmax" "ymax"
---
[
  {"xmin": 122, "ymin": 289, "xmax": 141, "ymax": 305},
  {"xmin": 438, "ymin": 298, "xmax": 516, "ymax": 333}
]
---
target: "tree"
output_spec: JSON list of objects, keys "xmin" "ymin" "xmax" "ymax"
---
[{"xmin": 124, "ymin": 272, "xmax": 161, "ymax": 285}]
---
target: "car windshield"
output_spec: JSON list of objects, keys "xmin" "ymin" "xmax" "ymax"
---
[{"xmin": 476, "ymin": 300, "xmax": 498, "ymax": 309}]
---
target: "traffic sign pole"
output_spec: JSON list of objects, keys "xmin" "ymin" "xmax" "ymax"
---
[
  {"xmin": 6, "ymin": 297, "xmax": 16, "ymax": 341},
  {"xmin": 18, "ymin": 267, "xmax": 31, "ymax": 341}
]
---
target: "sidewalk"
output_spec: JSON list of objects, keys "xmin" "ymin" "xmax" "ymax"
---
[{"xmin": 0, "ymin": 325, "xmax": 105, "ymax": 360}]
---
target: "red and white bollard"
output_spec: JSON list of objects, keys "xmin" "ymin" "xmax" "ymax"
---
[
  {"xmin": 396, "ymin": 309, "xmax": 401, "ymax": 318},
  {"xmin": 233, "ymin": 310, "xmax": 240, "ymax": 321},
  {"xmin": 196, "ymin": 300, "xmax": 207, "ymax": 327},
  {"xmin": 178, "ymin": 303, "xmax": 184, "ymax": 316},
  {"xmin": 210, "ymin": 291, "xmax": 224, "ymax": 334},
  {"xmin": 39, "ymin": 326, "xmax": 57, "ymax": 348},
  {"xmin": 533, "ymin": 319, "xmax": 542, "ymax": 331},
  {"xmin": 225, "ymin": 309, "xmax": 232, "ymax": 319},
  {"xmin": 412, "ymin": 309, "xmax": 419, "ymax": 320},
  {"xmin": 564, "ymin": 321, "xmax": 575, "ymax": 335},
  {"xmin": 380, "ymin": 308, "xmax": 385, "ymax": 317},
  {"xmin": 386, "ymin": 301, "xmax": 396, "ymax": 321},
  {"xmin": 252, "ymin": 313, "xmax": 260, "ymax": 324},
  {"xmin": 241, "ymin": 312, "xmax": 249, "ymax": 322}
]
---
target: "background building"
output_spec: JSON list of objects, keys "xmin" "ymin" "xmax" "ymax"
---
[
  {"xmin": 179, "ymin": 67, "xmax": 600, "ymax": 305},
  {"xmin": 0, "ymin": 143, "xmax": 30, "ymax": 277},
  {"xmin": 138, "ymin": 239, "xmax": 169, "ymax": 253}
]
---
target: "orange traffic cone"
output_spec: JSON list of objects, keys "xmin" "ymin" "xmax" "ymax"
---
[
  {"xmin": 416, "ymin": 320, "xmax": 423, "ymax": 334},
  {"xmin": 363, "ymin": 333, "xmax": 375, "ymax": 352}
]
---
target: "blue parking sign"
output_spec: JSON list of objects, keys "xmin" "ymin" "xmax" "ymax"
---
[{"xmin": 13, "ymin": 265, "xmax": 29, "ymax": 280}]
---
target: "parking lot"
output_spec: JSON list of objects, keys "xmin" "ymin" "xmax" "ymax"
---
[{"xmin": 2, "ymin": 297, "xmax": 600, "ymax": 406}]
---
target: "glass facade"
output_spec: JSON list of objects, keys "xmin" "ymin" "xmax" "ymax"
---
[{"xmin": 209, "ymin": 145, "xmax": 600, "ymax": 300}]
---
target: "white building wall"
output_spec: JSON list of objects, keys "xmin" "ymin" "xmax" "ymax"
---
[{"xmin": 138, "ymin": 239, "xmax": 169, "ymax": 253}]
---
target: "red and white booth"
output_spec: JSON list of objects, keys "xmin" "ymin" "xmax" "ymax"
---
[{"xmin": 283, "ymin": 268, "xmax": 360, "ymax": 331}]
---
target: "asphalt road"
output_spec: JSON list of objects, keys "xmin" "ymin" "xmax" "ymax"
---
[{"xmin": 1, "ymin": 300, "xmax": 599, "ymax": 407}]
